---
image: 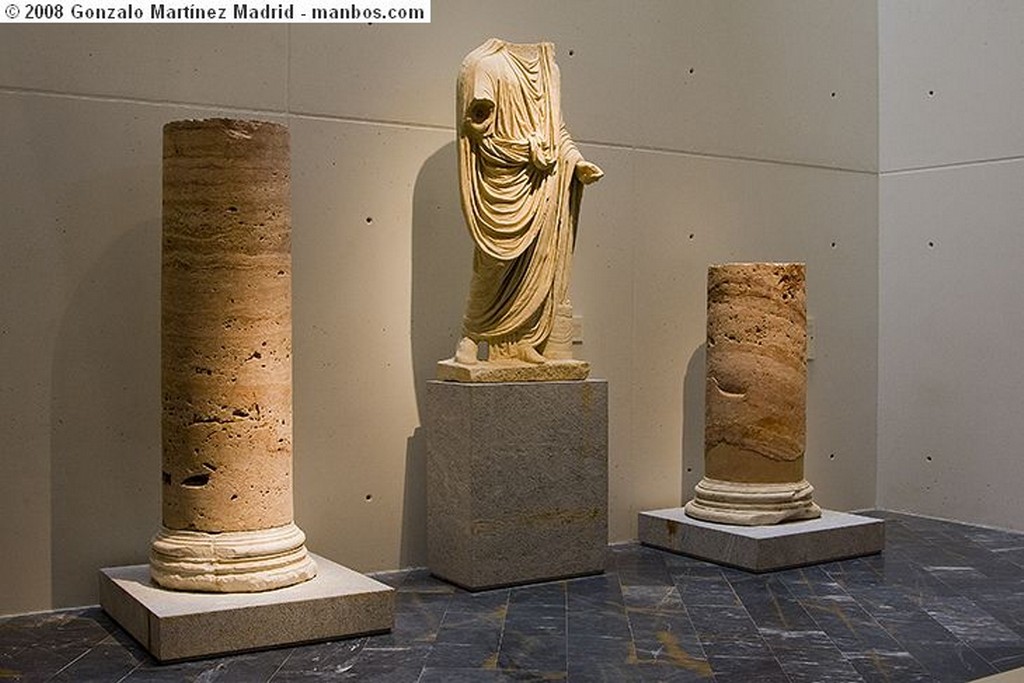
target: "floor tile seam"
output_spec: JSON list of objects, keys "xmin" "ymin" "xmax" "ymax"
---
[
  {"xmin": 492, "ymin": 587, "xmax": 512, "ymax": 668},
  {"xmin": 785, "ymin": 590, "xmax": 895, "ymax": 669},
  {"xmin": 898, "ymin": 638, "xmax": 998, "ymax": 680},
  {"xmin": 917, "ymin": 593, "xmax": 1018, "ymax": 641},
  {"xmin": 42, "ymin": 644, "xmax": 93, "ymax": 682},
  {"xmin": 758, "ymin": 625, "xmax": 861, "ymax": 679},
  {"xmin": 113, "ymin": 659, "xmax": 143, "ymax": 683},
  {"xmin": 563, "ymin": 580, "xmax": 569, "ymax": 674},
  {"xmin": 610, "ymin": 568, "xmax": 646, "ymax": 667},
  {"xmin": 264, "ymin": 644, "xmax": 297, "ymax": 682},
  {"xmin": 673, "ymin": 602, "xmax": 716, "ymax": 667},
  {"xmin": 803, "ymin": 593, "xmax": 907, "ymax": 643}
]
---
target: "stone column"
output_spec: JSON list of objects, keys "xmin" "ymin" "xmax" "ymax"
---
[
  {"xmin": 151, "ymin": 118, "xmax": 316, "ymax": 592},
  {"xmin": 685, "ymin": 263, "xmax": 821, "ymax": 526}
]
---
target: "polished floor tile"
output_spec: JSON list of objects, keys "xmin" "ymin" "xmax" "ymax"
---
[{"xmin": 2, "ymin": 510, "xmax": 1024, "ymax": 681}]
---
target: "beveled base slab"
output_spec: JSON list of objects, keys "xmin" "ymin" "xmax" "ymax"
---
[
  {"xmin": 639, "ymin": 508, "xmax": 884, "ymax": 572},
  {"xmin": 973, "ymin": 666, "xmax": 1024, "ymax": 682},
  {"xmin": 99, "ymin": 553, "xmax": 393, "ymax": 662},
  {"xmin": 436, "ymin": 358, "xmax": 589, "ymax": 382}
]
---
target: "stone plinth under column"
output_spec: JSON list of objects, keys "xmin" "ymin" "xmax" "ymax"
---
[
  {"xmin": 99, "ymin": 554, "xmax": 394, "ymax": 662},
  {"xmin": 425, "ymin": 380, "xmax": 608, "ymax": 590},
  {"xmin": 639, "ymin": 508, "xmax": 884, "ymax": 572}
]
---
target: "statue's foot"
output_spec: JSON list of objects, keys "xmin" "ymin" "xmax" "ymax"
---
[
  {"xmin": 517, "ymin": 343, "xmax": 546, "ymax": 364},
  {"xmin": 454, "ymin": 337, "xmax": 478, "ymax": 365}
]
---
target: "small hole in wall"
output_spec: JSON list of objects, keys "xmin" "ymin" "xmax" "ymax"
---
[
  {"xmin": 829, "ymin": 453, "xmax": 835, "ymax": 460},
  {"xmin": 830, "ymin": 91, "xmax": 837, "ymax": 98},
  {"xmin": 925, "ymin": 454, "xmax": 933, "ymax": 462},
  {"xmin": 928, "ymin": 90, "xmax": 935, "ymax": 97},
  {"xmin": 688, "ymin": 233, "xmax": 695, "ymax": 240},
  {"xmin": 365, "ymin": 216, "xmax": 373, "ymax": 225},
  {"xmin": 568, "ymin": 49, "xmax": 575, "ymax": 57},
  {"xmin": 688, "ymin": 67, "xmax": 694, "ymax": 74},
  {"xmin": 830, "ymin": 241, "xmax": 837, "ymax": 249},
  {"xmin": 365, "ymin": 494, "xmax": 373, "ymax": 502},
  {"xmin": 686, "ymin": 467, "xmax": 693, "ymax": 473},
  {"xmin": 928, "ymin": 241, "xmax": 935, "ymax": 248}
]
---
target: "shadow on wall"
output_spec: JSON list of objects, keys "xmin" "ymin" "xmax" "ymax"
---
[
  {"xmin": 50, "ymin": 218, "xmax": 160, "ymax": 607},
  {"xmin": 680, "ymin": 342, "xmax": 706, "ymax": 505},
  {"xmin": 402, "ymin": 140, "xmax": 470, "ymax": 567}
]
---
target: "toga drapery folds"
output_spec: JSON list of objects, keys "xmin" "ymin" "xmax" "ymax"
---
[{"xmin": 450, "ymin": 39, "xmax": 602, "ymax": 370}]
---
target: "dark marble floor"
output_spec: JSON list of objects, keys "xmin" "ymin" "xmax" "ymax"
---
[{"xmin": 4, "ymin": 511, "xmax": 1024, "ymax": 682}]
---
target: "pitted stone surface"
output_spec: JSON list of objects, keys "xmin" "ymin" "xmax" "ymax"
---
[
  {"xmin": 425, "ymin": 380, "xmax": 608, "ymax": 589},
  {"xmin": 161, "ymin": 118, "xmax": 294, "ymax": 533},
  {"xmin": 152, "ymin": 118, "xmax": 314, "ymax": 593},
  {"xmin": 705, "ymin": 262, "xmax": 807, "ymax": 482},
  {"xmin": 687, "ymin": 263, "xmax": 819, "ymax": 525}
]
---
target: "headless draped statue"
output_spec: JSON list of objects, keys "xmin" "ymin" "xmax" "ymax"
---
[{"xmin": 437, "ymin": 39, "xmax": 603, "ymax": 383}]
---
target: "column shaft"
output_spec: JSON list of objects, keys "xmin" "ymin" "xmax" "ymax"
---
[
  {"xmin": 685, "ymin": 263, "xmax": 821, "ymax": 525},
  {"xmin": 151, "ymin": 118, "xmax": 315, "ymax": 591}
]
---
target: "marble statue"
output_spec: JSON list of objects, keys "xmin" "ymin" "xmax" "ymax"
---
[
  {"xmin": 685, "ymin": 263, "xmax": 821, "ymax": 525},
  {"xmin": 437, "ymin": 38, "xmax": 603, "ymax": 383},
  {"xmin": 152, "ymin": 118, "xmax": 316, "ymax": 592}
]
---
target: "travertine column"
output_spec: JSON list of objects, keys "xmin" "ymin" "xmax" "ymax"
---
[
  {"xmin": 685, "ymin": 263, "xmax": 821, "ymax": 525},
  {"xmin": 151, "ymin": 119, "xmax": 316, "ymax": 591}
]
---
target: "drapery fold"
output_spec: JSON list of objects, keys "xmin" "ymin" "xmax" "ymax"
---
[{"xmin": 457, "ymin": 39, "xmax": 584, "ymax": 348}]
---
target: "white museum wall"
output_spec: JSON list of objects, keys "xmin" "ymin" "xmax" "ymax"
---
[
  {"xmin": 877, "ymin": 0, "xmax": 1024, "ymax": 531},
  {"xmin": 0, "ymin": 0, "xmax": 879, "ymax": 614}
]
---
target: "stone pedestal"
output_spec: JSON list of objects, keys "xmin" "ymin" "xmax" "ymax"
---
[
  {"xmin": 685, "ymin": 263, "xmax": 821, "ymax": 525},
  {"xmin": 639, "ymin": 508, "xmax": 884, "ymax": 572},
  {"xmin": 99, "ymin": 555, "xmax": 394, "ymax": 662},
  {"xmin": 426, "ymin": 380, "xmax": 608, "ymax": 590},
  {"xmin": 154, "ymin": 118, "xmax": 314, "ymax": 591}
]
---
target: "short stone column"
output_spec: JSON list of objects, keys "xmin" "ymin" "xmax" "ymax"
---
[
  {"xmin": 685, "ymin": 263, "xmax": 821, "ymax": 526},
  {"xmin": 151, "ymin": 118, "xmax": 316, "ymax": 591}
]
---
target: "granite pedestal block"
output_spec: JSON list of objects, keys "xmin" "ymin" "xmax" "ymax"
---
[
  {"xmin": 426, "ymin": 379, "xmax": 608, "ymax": 590},
  {"xmin": 639, "ymin": 508, "xmax": 884, "ymax": 572},
  {"xmin": 99, "ymin": 553, "xmax": 393, "ymax": 662}
]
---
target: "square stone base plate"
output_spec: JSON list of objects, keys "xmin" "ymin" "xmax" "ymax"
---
[
  {"xmin": 436, "ymin": 358, "xmax": 590, "ymax": 382},
  {"xmin": 639, "ymin": 508, "xmax": 884, "ymax": 572},
  {"xmin": 99, "ymin": 553, "xmax": 394, "ymax": 662}
]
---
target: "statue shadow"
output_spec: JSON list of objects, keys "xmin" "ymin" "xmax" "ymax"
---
[
  {"xmin": 403, "ymin": 140, "xmax": 470, "ymax": 567},
  {"xmin": 50, "ymin": 216, "xmax": 160, "ymax": 606},
  {"xmin": 681, "ymin": 342, "xmax": 705, "ymax": 504}
]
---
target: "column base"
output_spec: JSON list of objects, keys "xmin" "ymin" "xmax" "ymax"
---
[
  {"xmin": 149, "ymin": 522, "xmax": 317, "ymax": 592},
  {"xmin": 684, "ymin": 477, "xmax": 821, "ymax": 526}
]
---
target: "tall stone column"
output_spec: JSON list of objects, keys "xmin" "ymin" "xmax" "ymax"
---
[
  {"xmin": 152, "ymin": 118, "xmax": 317, "ymax": 591},
  {"xmin": 685, "ymin": 263, "xmax": 821, "ymax": 526}
]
